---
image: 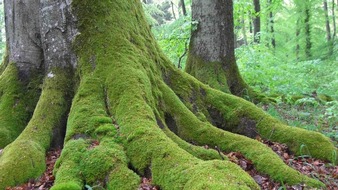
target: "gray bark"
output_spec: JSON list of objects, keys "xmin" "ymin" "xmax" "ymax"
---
[
  {"xmin": 4, "ymin": 0, "xmax": 77, "ymax": 81},
  {"xmin": 190, "ymin": 0, "xmax": 234, "ymax": 62},
  {"xmin": 5, "ymin": 0, "xmax": 43, "ymax": 81}
]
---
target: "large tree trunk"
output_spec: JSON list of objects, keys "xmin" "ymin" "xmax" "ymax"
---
[
  {"xmin": 0, "ymin": 0, "xmax": 336, "ymax": 189},
  {"xmin": 185, "ymin": 0, "xmax": 252, "ymax": 97}
]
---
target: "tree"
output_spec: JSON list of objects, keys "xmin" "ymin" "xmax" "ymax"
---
[
  {"xmin": 253, "ymin": 0, "xmax": 261, "ymax": 43},
  {"xmin": 0, "ymin": 0, "xmax": 336, "ymax": 189},
  {"xmin": 324, "ymin": 0, "xmax": 332, "ymax": 42},
  {"xmin": 186, "ymin": 0, "xmax": 253, "ymax": 97},
  {"xmin": 267, "ymin": 0, "xmax": 276, "ymax": 48},
  {"xmin": 179, "ymin": 0, "xmax": 187, "ymax": 16},
  {"xmin": 304, "ymin": 2, "xmax": 312, "ymax": 58},
  {"xmin": 332, "ymin": 0, "xmax": 337, "ymax": 39}
]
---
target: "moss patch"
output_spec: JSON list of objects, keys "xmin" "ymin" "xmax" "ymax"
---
[
  {"xmin": 0, "ymin": 69, "xmax": 72, "ymax": 188},
  {"xmin": 0, "ymin": 62, "xmax": 41, "ymax": 148}
]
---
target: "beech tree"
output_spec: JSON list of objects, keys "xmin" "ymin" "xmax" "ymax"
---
[{"xmin": 0, "ymin": 0, "xmax": 337, "ymax": 189}]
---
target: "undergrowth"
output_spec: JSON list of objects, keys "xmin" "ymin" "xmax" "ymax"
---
[
  {"xmin": 152, "ymin": 20, "xmax": 338, "ymax": 147},
  {"xmin": 235, "ymin": 43, "xmax": 338, "ymax": 146}
]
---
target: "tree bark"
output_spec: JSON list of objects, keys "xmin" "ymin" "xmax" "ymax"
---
[
  {"xmin": 0, "ymin": 0, "xmax": 336, "ymax": 189},
  {"xmin": 253, "ymin": 0, "xmax": 261, "ymax": 43},
  {"xmin": 171, "ymin": 1, "xmax": 176, "ymax": 20},
  {"xmin": 179, "ymin": 0, "xmax": 187, "ymax": 16},
  {"xmin": 296, "ymin": 19, "xmax": 301, "ymax": 60},
  {"xmin": 267, "ymin": 0, "xmax": 275, "ymax": 48},
  {"xmin": 305, "ymin": 5, "xmax": 312, "ymax": 58},
  {"xmin": 324, "ymin": 0, "xmax": 332, "ymax": 42},
  {"xmin": 332, "ymin": 0, "xmax": 337, "ymax": 39},
  {"xmin": 186, "ymin": 0, "xmax": 251, "ymax": 97}
]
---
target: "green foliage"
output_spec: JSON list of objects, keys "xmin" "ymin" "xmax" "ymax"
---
[
  {"xmin": 152, "ymin": 15, "xmax": 194, "ymax": 68},
  {"xmin": 236, "ymin": 44, "xmax": 338, "ymax": 98},
  {"xmin": 142, "ymin": 1, "xmax": 172, "ymax": 26}
]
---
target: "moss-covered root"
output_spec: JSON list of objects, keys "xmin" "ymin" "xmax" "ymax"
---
[
  {"xmin": 0, "ymin": 63, "xmax": 40, "ymax": 148},
  {"xmin": 52, "ymin": 75, "xmax": 139, "ymax": 190},
  {"xmin": 107, "ymin": 78, "xmax": 258, "ymax": 190},
  {"xmin": 206, "ymin": 88, "xmax": 338, "ymax": 164},
  {"xmin": 124, "ymin": 126, "xmax": 259, "ymax": 190},
  {"xmin": 0, "ymin": 70, "xmax": 72, "ymax": 189},
  {"xmin": 160, "ymin": 82, "xmax": 324, "ymax": 188},
  {"xmin": 163, "ymin": 127, "xmax": 227, "ymax": 161},
  {"xmin": 52, "ymin": 138, "xmax": 140, "ymax": 190},
  {"xmin": 185, "ymin": 55, "xmax": 271, "ymax": 103}
]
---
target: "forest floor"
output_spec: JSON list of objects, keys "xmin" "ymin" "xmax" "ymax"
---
[{"xmin": 5, "ymin": 138, "xmax": 338, "ymax": 190}]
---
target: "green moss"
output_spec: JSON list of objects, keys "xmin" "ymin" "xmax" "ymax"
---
[
  {"xmin": 0, "ymin": 140, "xmax": 45, "ymax": 189},
  {"xmin": 0, "ymin": 62, "xmax": 41, "ymax": 148},
  {"xmin": 185, "ymin": 53, "xmax": 270, "ymax": 103},
  {"xmin": 160, "ymin": 81, "xmax": 324, "ymax": 188},
  {"xmin": 50, "ymin": 182, "xmax": 82, "ymax": 190},
  {"xmin": 0, "ymin": 69, "xmax": 73, "ymax": 188},
  {"xmin": 107, "ymin": 166, "xmax": 140, "ymax": 190},
  {"xmin": 204, "ymin": 88, "xmax": 338, "ymax": 164},
  {"xmin": 163, "ymin": 127, "xmax": 227, "ymax": 161},
  {"xmin": 185, "ymin": 55, "xmax": 231, "ymax": 93},
  {"xmin": 53, "ymin": 139, "xmax": 87, "ymax": 189},
  {"xmin": 94, "ymin": 124, "xmax": 118, "ymax": 138}
]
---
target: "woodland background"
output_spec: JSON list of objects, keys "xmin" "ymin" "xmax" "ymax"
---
[{"xmin": 142, "ymin": 0, "xmax": 338, "ymax": 144}]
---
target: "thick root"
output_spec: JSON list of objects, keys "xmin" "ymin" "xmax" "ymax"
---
[
  {"xmin": 0, "ymin": 70, "xmax": 72, "ymax": 189},
  {"xmin": 53, "ymin": 76, "xmax": 140, "ymax": 189},
  {"xmin": 166, "ymin": 68, "xmax": 337, "ymax": 164},
  {"xmin": 0, "ymin": 63, "xmax": 40, "ymax": 148},
  {"xmin": 106, "ymin": 66, "xmax": 259, "ymax": 190},
  {"xmin": 205, "ymin": 88, "xmax": 338, "ymax": 164},
  {"xmin": 163, "ymin": 127, "xmax": 226, "ymax": 161},
  {"xmin": 160, "ymin": 81, "xmax": 325, "ymax": 188}
]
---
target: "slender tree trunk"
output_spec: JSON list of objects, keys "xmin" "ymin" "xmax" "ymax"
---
[
  {"xmin": 249, "ymin": 11, "xmax": 253, "ymax": 34},
  {"xmin": 305, "ymin": 5, "xmax": 312, "ymax": 58},
  {"xmin": 241, "ymin": 11, "xmax": 248, "ymax": 46},
  {"xmin": 268, "ymin": 0, "xmax": 275, "ymax": 48},
  {"xmin": 180, "ymin": 0, "xmax": 187, "ymax": 16},
  {"xmin": 324, "ymin": 0, "xmax": 332, "ymax": 41},
  {"xmin": 332, "ymin": 0, "xmax": 336, "ymax": 39},
  {"xmin": 171, "ymin": 1, "xmax": 177, "ymax": 20},
  {"xmin": 253, "ymin": 0, "xmax": 261, "ymax": 43},
  {"xmin": 296, "ymin": 19, "xmax": 301, "ymax": 60}
]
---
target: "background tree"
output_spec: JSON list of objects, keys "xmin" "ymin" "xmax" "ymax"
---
[
  {"xmin": 324, "ymin": 0, "xmax": 332, "ymax": 42},
  {"xmin": 0, "ymin": 0, "xmax": 337, "ymax": 189},
  {"xmin": 253, "ymin": 0, "xmax": 261, "ymax": 43},
  {"xmin": 152, "ymin": 0, "xmax": 338, "ymax": 155},
  {"xmin": 179, "ymin": 0, "xmax": 187, "ymax": 16},
  {"xmin": 186, "ymin": 0, "xmax": 255, "ymax": 98}
]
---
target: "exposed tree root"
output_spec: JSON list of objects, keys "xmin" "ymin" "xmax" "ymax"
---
[
  {"xmin": 0, "ymin": 69, "xmax": 72, "ymax": 189},
  {"xmin": 164, "ymin": 67, "xmax": 337, "ymax": 164},
  {"xmin": 0, "ymin": 63, "xmax": 41, "ymax": 148},
  {"xmin": 159, "ymin": 80, "xmax": 324, "ymax": 187},
  {"xmin": 0, "ymin": 0, "xmax": 337, "ymax": 189},
  {"xmin": 162, "ymin": 127, "xmax": 226, "ymax": 161}
]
